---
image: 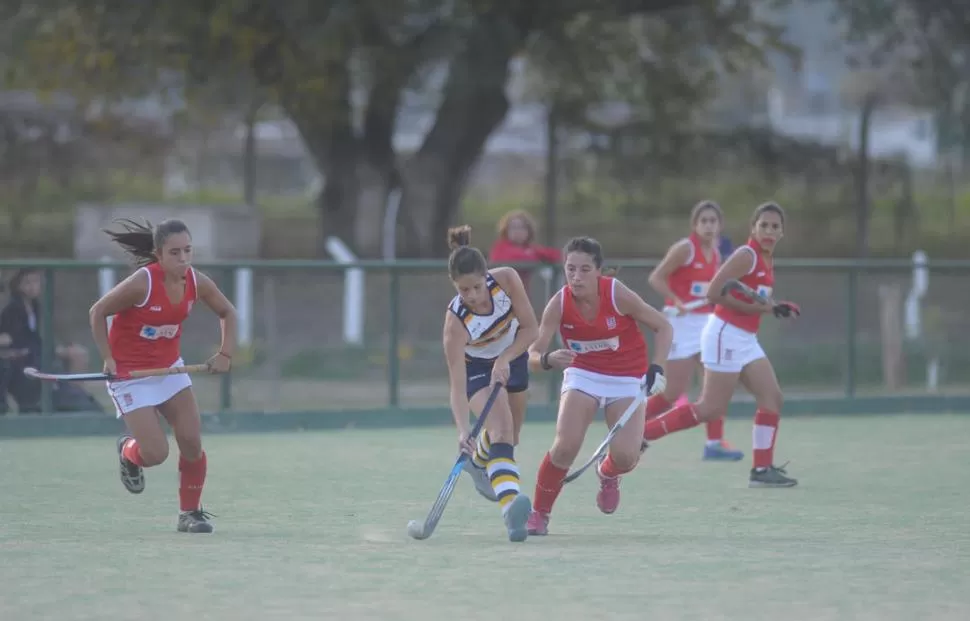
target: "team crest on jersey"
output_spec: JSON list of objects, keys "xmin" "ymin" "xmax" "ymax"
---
[
  {"xmin": 122, "ymin": 393, "xmax": 133, "ymax": 406},
  {"xmin": 606, "ymin": 316, "xmax": 616, "ymax": 330},
  {"xmin": 723, "ymin": 349, "xmax": 733, "ymax": 361}
]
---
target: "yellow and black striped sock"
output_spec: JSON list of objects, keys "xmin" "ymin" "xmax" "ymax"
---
[
  {"xmin": 472, "ymin": 430, "xmax": 491, "ymax": 470},
  {"xmin": 486, "ymin": 442, "xmax": 521, "ymax": 515}
]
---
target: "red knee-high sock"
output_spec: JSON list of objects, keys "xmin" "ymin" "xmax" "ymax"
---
[
  {"xmin": 644, "ymin": 393, "xmax": 672, "ymax": 420},
  {"xmin": 599, "ymin": 453, "xmax": 636, "ymax": 479},
  {"xmin": 706, "ymin": 416, "xmax": 724, "ymax": 442},
  {"xmin": 752, "ymin": 409, "xmax": 780, "ymax": 469},
  {"xmin": 122, "ymin": 438, "xmax": 145, "ymax": 467},
  {"xmin": 533, "ymin": 453, "xmax": 569, "ymax": 514},
  {"xmin": 178, "ymin": 452, "xmax": 207, "ymax": 512},
  {"xmin": 643, "ymin": 404, "xmax": 702, "ymax": 441}
]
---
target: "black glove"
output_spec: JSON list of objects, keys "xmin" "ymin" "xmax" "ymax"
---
[{"xmin": 646, "ymin": 363, "xmax": 665, "ymax": 394}]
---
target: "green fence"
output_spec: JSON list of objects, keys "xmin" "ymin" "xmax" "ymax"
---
[{"xmin": 1, "ymin": 257, "xmax": 970, "ymax": 422}]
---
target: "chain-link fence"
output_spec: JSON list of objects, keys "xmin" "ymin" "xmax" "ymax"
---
[{"xmin": 4, "ymin": 258, "xmax": 969, "ymax": 415}]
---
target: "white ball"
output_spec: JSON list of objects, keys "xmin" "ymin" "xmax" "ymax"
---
[{"xmin": 407, "ymin": 520, "xmax": 427, "ymax": 540}]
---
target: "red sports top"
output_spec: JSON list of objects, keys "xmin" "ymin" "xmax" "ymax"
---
[
  {"xmin": 559, "ymin": 276, "xmax": 648, "ymax": 378},
  {"xmin": 665, "ymin": 233, "xmax": 720, "ymax": 313},
  {"xmin": 108, "ymin": 263, "xmax": 198, "ymax": 375},
  {"xmin": 714, "ymin": 238, "xmax": 773, "ymax": 333}
]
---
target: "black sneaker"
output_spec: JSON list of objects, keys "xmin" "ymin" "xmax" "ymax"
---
[
  {"xmin": 177, "ymin": 508, "xmax": 215, "ymax": 533},
  {"xmin": 749, "ymin": 463, "xmax": 798, "ymax": 488},
  {"xmin": 116, "ymin": 435, "xmax": 145, "ymax": 494}
]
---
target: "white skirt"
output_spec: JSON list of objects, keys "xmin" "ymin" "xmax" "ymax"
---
[{"xmin": 106, "ymin": 357, "xmax": 193, "ymax": 418}]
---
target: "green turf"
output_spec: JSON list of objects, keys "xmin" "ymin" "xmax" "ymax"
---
[{"xmin": 2, "ymin": 414, "xmax": 969, "ymax": 620}]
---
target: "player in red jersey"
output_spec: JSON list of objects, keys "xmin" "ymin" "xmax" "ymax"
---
[
  {"xmin": 646, "ymin": 200, "xmax": 744, "ymax": 462},
  {"xmin": 642, "ymin": 203, "xmax": 800, "ymax": 487},
  {"xmin": 88, "ymin": 218, "xmax": 237, "ymax": 533},
  {"xmin": 525, "ymin": 236, "xmax": 672, "ymax": 535}
]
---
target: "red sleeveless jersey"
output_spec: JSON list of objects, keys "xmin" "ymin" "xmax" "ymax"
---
[
  {"xmin": 665, "ymin": 233, "xmax": 719, "ymax": 313},
  {"xmin": 559, "ymin": 277, "xmax": 648, "ymax": 378},
  {"xmin": 713, "ymin": 238, "xmax": 773, "ymax": 333},
  {"xmin": 109, "ymin": 263, "xmax": 198, "ymax": 375}
]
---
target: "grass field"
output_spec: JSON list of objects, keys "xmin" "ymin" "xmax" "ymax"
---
[{"xmin": 2, "ymin": 414, "xmax": 969, "ymax": 620}]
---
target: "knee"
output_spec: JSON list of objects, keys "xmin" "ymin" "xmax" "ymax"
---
[
  {"xmin": 609, "ymin": 449, "xmax": 639, "ymax": 473},
  {"xmin": 758, "ymin": 389, "xmax": 783, "ymax": 413},
  {"xmin": 175, "ymin": 434, "xmax": 203, "ymax": 460},
  {"xmin": 693, "ymin": 399, "xmax": 727, "ymax": 423},
  {"xmin": 139, "ymin": 441, "xmax": 169, "ymax": 467},
  {"xmin": 549, "ymin": 434, "xmax": 582, "ymax": 466}
]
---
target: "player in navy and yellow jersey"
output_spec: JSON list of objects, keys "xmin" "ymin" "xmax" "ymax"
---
[{"xmin": 443, "ymin": 225, "xmax": 539, "ymax": 542}]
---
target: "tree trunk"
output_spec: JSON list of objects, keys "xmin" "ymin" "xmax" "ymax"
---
[
  {"xmin": 242, "ymin": 100, "xmax": 260, "ymax": 206},
  {"xmin": 397, "ymin": 21, "xmax": 519, "ymax": 257},
  {"xmin": 855, "ymin": 93, "xmax": 877, "ymax": 258}
]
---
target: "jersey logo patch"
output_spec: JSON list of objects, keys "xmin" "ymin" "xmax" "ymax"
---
[
  {"xmin": 606, "ymin": 316, "xmax": 616, "ymax": 330},
  {"xmin": 567, "ymin": 337, "xmax": 620, "ymax": 354},
  {"xmin": 149, "ymin": 306, "xmax": 162, "ymax": 312},
  {"xmin": 140, "ymin": 324, "xmax": 180, "ymax": 340},
  {"xmin": 123, "ymin": 393, "xmax": 133, "ymax": 406}
]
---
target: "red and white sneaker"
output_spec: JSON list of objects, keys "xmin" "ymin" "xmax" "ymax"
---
[
  {"xmin": 526, "ymin": 510, "xmax": 550, "ymax": 536},
  {"xmin": 596, "ymin": 465, "xmax": 621, "ymax": 514}
]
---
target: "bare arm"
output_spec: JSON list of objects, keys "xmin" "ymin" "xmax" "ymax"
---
[
  {"xmin": 647, "ymin": 240, "xmax": 692, "ymax": 305},
  {"xmin": 614, "ymin": 280, "xmax": 673, "ymax": 367},
  {"xmin": 707, "ymin": 249, "xmax": 774, "ymax": 315},
  {"xmin": 88, "ymin": 270, "xmax": 149, "ymax": 364},
  {"xmin": 443, "ymin": 311, "xmax": 471, "ymax": 435},
  {"xmin": 527, "ymin": 292, "xmax": 563, "ymax": 373},
  {"xmin": 195, "ymin": 270, "xmax": 238, "ymax": 359},
  {"xmin": 492, "ymin": 267, "xmax": 539, "ymax": 364}
]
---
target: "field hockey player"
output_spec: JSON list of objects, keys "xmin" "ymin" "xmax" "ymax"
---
[
  {"xmin": 89, "ymin": 218, "xmax": 238, "ymax": 533},
  {"xmin": 526, "ymin": 236, "xmax": 672, "ymax": 536},
  {"xmin": 442, "ymin": 225, "xmax": 538, "ymax": 542},
  {"xmin": 646, "ymin": 200, "xmax": 743, "ymax": 461}
]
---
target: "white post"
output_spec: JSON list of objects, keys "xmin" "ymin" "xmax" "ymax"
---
[
  {"xmin": 382, "ymin": 188, "xmax": 403, "ymax": 260},
  {"xmin": 325, "ymin": 236, "xmax": 364, "ymax": 346},
  {"xmin": 98, "ymin": 256, "xmax": 117, "ymax": 330},
  {"xmin": 234, "ymin": 268, "xmax": 253, "ymax": 347},
  {"xmin": 904, "ymin": 250, "xmax": 927, "ymax": 340}
]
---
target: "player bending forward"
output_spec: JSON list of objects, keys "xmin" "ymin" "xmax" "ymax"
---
[
  {"xmin": 526, "ymin": 236, "xmax": 672, "ymax": 536},
  {"xmin": 443, "ymin": 225, "xmax": 539, "ymax": 542},
  {"xmin": 642, "ymin": 202, "xmax": 800, "ymax": 487},
  {"xmin": 646, "ymin": 200, "xmax": 743, "ymax": 461},
  {"xmin": 89, "ymin": 218, "xmax": 237, "ymax": 533}
]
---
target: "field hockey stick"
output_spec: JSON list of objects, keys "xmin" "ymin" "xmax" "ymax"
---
[
  {"xmin": 407, "ymin": 382, "xmax": 504, "ymax": 541},
  {"xmin": 721, "ymin": 279, "xmax": 771, "ymax": 305},
  {"xmin": 23, "ymin": 364, "xmax": 213, "ymax": 383},
  {"xmin": 663, "ymin": 299, "xmax": 707, "ymax": 316},
  {"xmin": 562, "ymin": 382, "xmax": 649, "ymax": 485}
]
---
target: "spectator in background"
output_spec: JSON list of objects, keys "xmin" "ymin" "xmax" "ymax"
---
[
  {"xmin": 0, "ymin": 268, "xmax": 89, "ymax": 412},
  {"xmin": 488, "ymin": 210, "xmax": 561, "ymax": 289}
]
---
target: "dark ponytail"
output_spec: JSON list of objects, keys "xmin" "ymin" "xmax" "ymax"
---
[
  {"xmin": 447, "ymin": 225, "xmax": 487, "ymax": 280},
  {"xmin": 103, "ymin": 218, "xmax": 191, "ymax": 267}
]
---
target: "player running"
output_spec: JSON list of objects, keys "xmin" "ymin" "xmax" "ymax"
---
[
  {"xmin": 89, "ymin": 218, "xmax": 237, "ymax": 533},
  {"xmin": 646, "ymin": 200, "xmax": 744, "ymax": 461},
  {"xmin": 443, "ymin": 225, "xmax": 539, "ymax": 542},
  {"xmin": 525, "ymin": 236, "xmax": 672, "ymax": 536},
  {"xmin": 642, "ymin": 202, "xmax": 800, "ymax": 487}
]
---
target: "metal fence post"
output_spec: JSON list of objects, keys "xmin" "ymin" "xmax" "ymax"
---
[
  {"xmin": 220, "ymin": 267, "xmax": 234, "ymax": 411},
  {"xmin": 388, "ymin": 267, "xmax": 401, "ymax": 408},
  {"xmin": 845, "ymin": 267, "xmax": 858, "ymax": 397},
  {"xmin": 39, "ymin": 268, "xmax": 56, "ymax": 414}
]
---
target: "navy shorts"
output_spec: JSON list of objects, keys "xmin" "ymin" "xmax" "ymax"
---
[{"xmin": 465, "ymin": 352, "xmax": 529, "ymax": 398}]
